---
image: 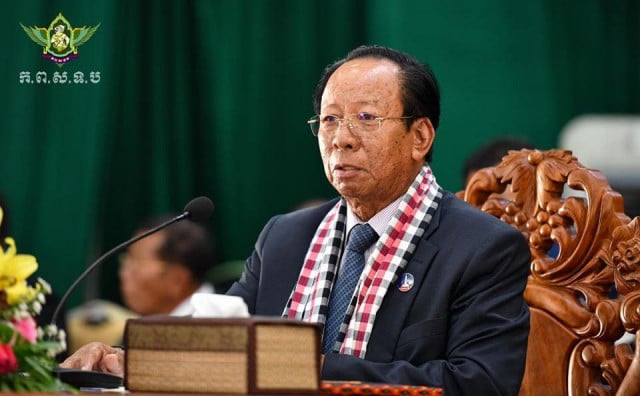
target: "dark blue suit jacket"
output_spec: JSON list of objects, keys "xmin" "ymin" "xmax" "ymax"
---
[{"xmin": 228, "ymin": 191, "xmax": 530, "ymax": 396}]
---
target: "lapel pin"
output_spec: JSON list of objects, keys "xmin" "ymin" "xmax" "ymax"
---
[{"xmin": 397, "ymin": 273, "xmax": 414, "ymax": 292}]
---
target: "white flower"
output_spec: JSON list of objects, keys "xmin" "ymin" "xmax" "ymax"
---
[
  {"xmin": 38, "ymin": 278, "xmax": 52, "ymax": 294},
  {"xmin": 45, "ymin": 324, "xmax": 58, "ymax": 336}
]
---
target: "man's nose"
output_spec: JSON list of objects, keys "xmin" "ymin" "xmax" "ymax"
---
[{"xmin": 332, "ymin": 119, "xmax": 358, "ymax": 150}]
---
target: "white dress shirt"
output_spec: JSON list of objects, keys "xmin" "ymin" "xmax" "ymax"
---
[{"xmin": 170, "ymin": 282, "xmax": 215, "ymax": 316}]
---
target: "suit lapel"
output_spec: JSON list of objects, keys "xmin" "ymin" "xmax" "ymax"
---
[{"xmin": 365, "ymin": 201, "xmax": 443, "ymax": 361}]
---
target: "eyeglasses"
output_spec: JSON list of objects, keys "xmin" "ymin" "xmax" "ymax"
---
[{"xmin": 307, "ymin": 112, "xmax": 414, "ymax": 136}]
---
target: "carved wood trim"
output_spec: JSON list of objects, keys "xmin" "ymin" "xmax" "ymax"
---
[{"xmin": 458, "ymin": 149, "xmax": 640, "ymax": 396}]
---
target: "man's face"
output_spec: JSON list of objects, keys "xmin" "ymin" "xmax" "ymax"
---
[
  {"xmin": 317, "ymin": 57, "xmax": 427, "ymax": 218},
  {"xmin": 118, "ymin": 232, "xmax": 172, "ymax": 315}
]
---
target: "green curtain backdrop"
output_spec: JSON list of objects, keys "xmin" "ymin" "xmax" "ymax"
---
[{"xmin": 1, "ymin": 0, "xmax": 637, "ymax": 308}]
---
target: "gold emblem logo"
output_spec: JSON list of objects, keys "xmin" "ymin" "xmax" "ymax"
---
[{"xmin": 21, "ymin": 13, "xmax": 99, "ymax": 66}]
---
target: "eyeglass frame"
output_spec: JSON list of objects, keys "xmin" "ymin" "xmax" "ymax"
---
[{"xmin": 306, "ymin": 112, "xmax": 415, "ymax": 137}]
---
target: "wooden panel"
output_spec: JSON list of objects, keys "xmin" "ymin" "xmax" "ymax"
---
[{"xmin": 459, "ymin": 149, "xmax": 640, "ymax": 396}]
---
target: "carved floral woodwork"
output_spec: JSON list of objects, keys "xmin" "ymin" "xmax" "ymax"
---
[{"xmin": 458, "ymin": 149, "xmax": 640, "ymax": 396}]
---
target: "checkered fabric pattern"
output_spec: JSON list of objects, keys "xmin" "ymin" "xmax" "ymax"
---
[
  {"xmin": 284, "ymin": 165, "xmax": 442, "ymax": 358},
  {"xmin": 322, "ymin": 223, "xmax": 378, "ymax": 353}
]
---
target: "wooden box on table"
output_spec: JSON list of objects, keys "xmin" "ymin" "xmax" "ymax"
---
[{"xmin": 124, "ymin": 316, "xmax": 321, "ymax": 394}]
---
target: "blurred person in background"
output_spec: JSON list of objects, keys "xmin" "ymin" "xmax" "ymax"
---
[
  {"xmin": 118, "ymin": 215, "xmax": 216, "ymax": 316},
  {"xmin": 67, "ymin": 215, "xmax": 217, "ymax": 351}
]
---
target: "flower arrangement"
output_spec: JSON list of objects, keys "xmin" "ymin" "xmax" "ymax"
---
[{"xmin": 0, "ymin": 206, "xmax": 72, "ymax": 392}]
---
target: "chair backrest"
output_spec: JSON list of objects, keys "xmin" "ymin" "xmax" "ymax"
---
[{"xmin": 457, "ymin": 148, "xmax": 640, "ymax": 396}]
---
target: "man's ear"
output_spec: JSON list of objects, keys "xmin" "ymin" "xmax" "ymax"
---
[{"xmin": 411, "ymin": 117, "xmax": 435, "ymax": 162}]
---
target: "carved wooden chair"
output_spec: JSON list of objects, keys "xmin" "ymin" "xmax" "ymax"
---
[{"xmin": 458, "ymin": 149, "xmax": 640, "ymax": 395}]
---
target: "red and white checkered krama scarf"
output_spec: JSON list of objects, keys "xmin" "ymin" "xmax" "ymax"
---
[{"xmin": 284, "ymin": 165, "xmax": 442, "ymax": 358}]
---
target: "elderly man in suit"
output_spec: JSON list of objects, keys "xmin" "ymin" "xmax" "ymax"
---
[{"xmin": 62, "ymin": 45, "xmax": 530, "ymax": 396}]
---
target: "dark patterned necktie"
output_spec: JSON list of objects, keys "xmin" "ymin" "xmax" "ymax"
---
[{"xmin": 323, "ymin": 223, "xmax": 378, "ymax": 353}]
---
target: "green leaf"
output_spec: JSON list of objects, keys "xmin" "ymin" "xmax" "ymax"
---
[
  {"xmin": 0, "ymin": 322, "xmax": 14, "ymax": 342},
  {"xmin": 1, "ymin": 380, "xmax": 12, "ymax": 391},
  {"xmin": 23, "ymin": 355, "xmax": 53, "ymax": 382}
]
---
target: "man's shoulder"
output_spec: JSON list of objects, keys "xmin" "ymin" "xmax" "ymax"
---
[
  {"xmin": 432, "ymin": 192, "xmax": 530, "ymax": 267},
  {"xmin": 256, "ymin": 198, "xmax": 339, "ymax": 245},
  {"xmin": 437, "ymin": 191, "xmax": 521, "ymax": 234}
]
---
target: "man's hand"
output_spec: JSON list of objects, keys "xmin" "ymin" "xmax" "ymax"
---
[{"xmin": 60, "ymin": 342, "xmax": 125, "ymax": 377}]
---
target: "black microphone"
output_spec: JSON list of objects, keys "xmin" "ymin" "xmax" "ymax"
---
[{"xmin": 50, "ymin": 196, "xmax": 214, "ymax": 327}]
